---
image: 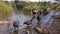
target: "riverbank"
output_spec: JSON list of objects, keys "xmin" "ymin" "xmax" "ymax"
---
[
  {"xmin": 0, "ymin": 21, "xmax": 9, "ymax": 34},
  {"xmin": 0, "ymin": 21, "xmax": 8, "ymax": 25}
]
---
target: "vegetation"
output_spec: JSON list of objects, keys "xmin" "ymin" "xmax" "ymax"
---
[
  {"xmin": 12, "ymin": 1, "xmax": 54, "ymax": 11},
  {"xmin": 0, "ymin": 1, "xmax": 13, "ymax": 20},
  {"xmin": 11, "ymin": 1, "xmax": 55, "ymax": 15},
  {"xmin": 0, "ymin": 0, "xmax": 60, "ymax": 34},
  {"xmin": 0, "ymin": 0, "xmax": 58, "ymax": 20}
]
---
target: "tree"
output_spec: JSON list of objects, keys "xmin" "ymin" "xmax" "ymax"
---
[
  {"xmin": 15, "ymin": 0, "xmax": 18, "ymax": 4},
  {"xmin": 15, "ymin": 1, "xmax": 29, "ymax": 10}
]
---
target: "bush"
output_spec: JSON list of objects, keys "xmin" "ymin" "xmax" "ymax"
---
[
  {"xmin": 23, "ymin": 6, "xmax": 32, "ymax": 15},
  {"xmin": 0, "ymin": 1, "xmax": 13, "ymax": 20}
]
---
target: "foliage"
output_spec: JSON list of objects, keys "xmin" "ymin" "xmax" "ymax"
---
[
  {"xmin": 0, "ymin": 1, "xmax": 13, "ymax": 20},
  {"xmin": 10, "ymin": 1, "xmax": 56, "ymax": 15},
  {"xmin": 23, "ymin": 6, "xmax": 31, "ymax": 15},
  {"xmin": 15, "ymin": 1, "xmax": 29, "ymax": 10}
]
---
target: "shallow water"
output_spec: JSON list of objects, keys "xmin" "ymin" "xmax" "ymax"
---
[{"xmin": 0, "ymin": 11, "xmax": 60, "ymax": 34}]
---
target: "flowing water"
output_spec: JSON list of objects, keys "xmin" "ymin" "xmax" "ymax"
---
[{"xmin": 0, "ymin": 11, "xmax": 60, "ymax": 34}]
